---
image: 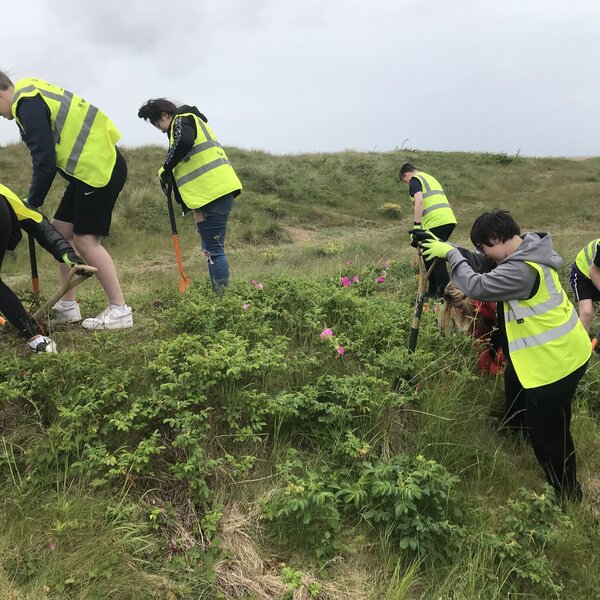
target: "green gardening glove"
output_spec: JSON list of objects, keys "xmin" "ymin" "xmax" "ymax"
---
[
  {"xmin": 421, "ymin": 238, "xmax": 454, "ymax": 260},
  {"xmin": 61, "ymin": 251, "xmax": 92, "ymax": 276}
]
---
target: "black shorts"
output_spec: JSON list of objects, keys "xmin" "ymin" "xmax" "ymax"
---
[
  {"xmin": 54, "ymin": 149, "xmax": 127, "ymax": 236},
  {"xmin": 569, "ymin": 262, "xmax": 600, "ymax": 302}
]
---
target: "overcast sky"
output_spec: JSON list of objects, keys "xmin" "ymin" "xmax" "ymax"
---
[{"xmin": 1, "ymin": 0, "xmax": 598, "ymax": 157}]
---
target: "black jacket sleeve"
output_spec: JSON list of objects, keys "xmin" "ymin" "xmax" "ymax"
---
[
  {"xmin": 16, "ymin": 97, "xmax": 57, "ymax": 208},
  {"xmin": 457, "ymin": 247, "xmax": 496, "ymax": 273},
  {"xmin": 1, "ymin": 195, "xmax": 23, "ymax": 251},
  {"xmin": 163, "ymin": 115, "xmax": 196, "ymax": 173},
  {"xmin": 20, "ymin": 214, "xmax": 73, "ymax": 262}
]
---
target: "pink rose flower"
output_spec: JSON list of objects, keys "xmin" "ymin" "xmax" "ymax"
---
[
  {"xmin": 320, "ymin": 328, "xmax": 333, "ymax": 339},
  {"xmin": 341, "ymin": 276, "xmax": 351, "ymax": 287},
  {"xmin": 352, "ymin": 276, "xmax": 359, "ymax": 284},
  {"xmin": 376, "ymin": 276, "xmax": 385, "ymax": 284},
  {"xmin": 256, "ymin": 283, "xmax": 264, "ymax": 290},
  {"xmin": 337, "ymin": 346, "xmax": 345, "ymax": 356}
]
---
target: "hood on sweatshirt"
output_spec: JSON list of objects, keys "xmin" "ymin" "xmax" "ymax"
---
[
  {"xmin": 502, "ymin": 232, "xmax": 563, "ymax": 271},
  {"xmin": 174, "ymin": 104, "xmax": 208, "ymax": 123}
]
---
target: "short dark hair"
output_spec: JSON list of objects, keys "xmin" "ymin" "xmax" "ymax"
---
[
  {"xmin": 399, "ymin": 162, "xmax": 418, "ymax": 177},
  {"xmin": 0, "ymin": 70, "xmax": 13, "ymax": 91},
  {"xmin": 137, "ymin": 98, "xmax": 178, "ymax": 122},
  {"xmin": 470, "ymin": 209, "xmax": 521, "ymax": 247}
]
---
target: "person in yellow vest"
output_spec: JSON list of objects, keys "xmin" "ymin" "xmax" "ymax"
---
[
  {"xmin": 137, "ymin": 98, "xmax": 242, "ymax": 292},
  {"xmin": 569, "ymin": 238, "xmax": 600, "ymax": 332},
  {"xmin": 0, "ymin": 183, "xmax": 87, "ymax": 352},
  {"xmin": 400, "ymin": 163, "xmax": 457, "ymax": 299},
  {"xmin": 412, "ymin": 210, "xmax": 591, "ymax": 501},
  {"xmin": 0, "ymin": 71, "xmax": 132, "ymax": 330}
]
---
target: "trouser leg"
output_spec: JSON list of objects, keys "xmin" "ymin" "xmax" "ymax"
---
[
  {"xmin": 195, "ymin": 193, "xmax": 234, "ymax": 292},
  {"xmin": 525, "ymin": 377, "xmax": 584, "ymax": 499},
  {"xmin": 427, "ymin": 223, "xmax": 455, "ymax": 298},
  {"xmin": 501, "ymin": 360, "xmax": 527, "ymax": 433}
]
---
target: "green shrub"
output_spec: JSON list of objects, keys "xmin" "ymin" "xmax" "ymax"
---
[{"xmin": 482, "ymin": 486, "xmax": 572, "ymax": 595}]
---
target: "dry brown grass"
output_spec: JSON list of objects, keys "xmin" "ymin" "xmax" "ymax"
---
[{"xmin": 214, "ymin": 502, "xmax": 371, "ymax": 600}]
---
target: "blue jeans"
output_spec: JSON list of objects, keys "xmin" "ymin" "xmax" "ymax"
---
[{"xmin": 195, "ymin": 193, "xmax": 234, "ymax": 292}]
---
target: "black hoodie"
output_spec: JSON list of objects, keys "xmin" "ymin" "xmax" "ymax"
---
[{"xmin": 163, "ymin": 105, "xmax": 208, "ymax": 174}]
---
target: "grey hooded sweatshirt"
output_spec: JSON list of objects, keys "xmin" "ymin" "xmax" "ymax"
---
[
  {"xmin": 447, "ymin": 232, "xmax": 562, "ymax": 303},
  {"xmin": 447, "ymin": 232, "xmax": 588, "ymax": 393}
]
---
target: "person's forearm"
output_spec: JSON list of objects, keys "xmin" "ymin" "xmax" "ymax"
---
[
  {"xmin": 20, "ymin": 215, "xmax": 73, "ymax": 261},
  {"xmin": 17, "ymin": 98, "xmax": 57, "ymax": 207},
  {"xmin": 413, "ymin": 192, "xmax": 424, "ymax": 222}
]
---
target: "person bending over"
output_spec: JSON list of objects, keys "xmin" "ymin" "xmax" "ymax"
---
[
  {"xmin": 413, "ymin": 210, "xmax": 590, "ymax": 501},
  {"xmin": 400, "ymin": 163, "xmax": 457, "ymax": 298},
  {"xmin": 0, "ymin": 71, "xmax": 131, "ymax": 330},
  {"xmin": 0, "ymin": 183, "xmax": 87, "ymax": 352},
  {"xmin": 438, "ymin": 282, "xmax": 505, "ymax": 376},
  {"xmin": 138, "ymin": 98, "xmax": 242, "ymax": 292}
]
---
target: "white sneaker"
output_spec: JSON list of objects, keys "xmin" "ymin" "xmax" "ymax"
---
[
  {"xmin": 48, "ymin": 301, "xmax": 82, "ymax": 324},
  {"xmin": 81, "ymin": 305, "xmax": 133, "ymax": 331},
  {"xmin": 27, "ymin": 335, "xmax": 58, "ymax": 353}
]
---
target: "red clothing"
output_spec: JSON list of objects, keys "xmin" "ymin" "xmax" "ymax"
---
[{"xmin": 471, "ymin": 300, "xmax": 506, "ymax": 376}]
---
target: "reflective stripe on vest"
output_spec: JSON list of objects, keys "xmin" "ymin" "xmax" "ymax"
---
[
  {"xmin": 504, "ymin": 261, "xmax": 591, "ymax": 388},
  {"xmin": 0, "ymin": 183, "xmax": 42, "ymax": 223},
  {"xmin": 504, "ymin": 264, "xmax": 564, "ymax": 323},
  {"xmin": 412, "ymin": 172, "xmax": 456, "ymax": 228},
  {"xmin": 509, "ymin": 309, "xmax": 580, "ymax": 352},
  {"xmin": 575, "ymin": 238, "xmax": 600, "ymax": 278},
  {"xmin": 12, "ymin": 78, "xmax": 120, "ymax": 188},
  {"xmin": 170, "ymin": 113, "xmax": 242, "ymax": 209}
]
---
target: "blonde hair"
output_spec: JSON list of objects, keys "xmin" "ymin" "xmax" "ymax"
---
[{"xmin": 437, "ymin": 282, "xmax": 477, "ymax": 334}]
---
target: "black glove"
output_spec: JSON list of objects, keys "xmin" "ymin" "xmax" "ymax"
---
[
  {"xmin": 22, "ymin": 198, "xmax": 44, "ymax": 213},
  {"xmin": 61, "ymin": 251, "xmax": 92, "ymax": 276},
  {"xmin": 408, "ymin": 228, "xmax": 439, "ymax": 249},
  {"xmin": 159, "ymin": 170, "xmax": 173, "ymax": 196}
]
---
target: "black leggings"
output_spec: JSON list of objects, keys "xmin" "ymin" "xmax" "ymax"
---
[
  {"xmin": 0, "ymin": 198, "xmax": 37, "ymax": 338},
  {"xmin": 425, "ymin": 223, "xmax": 455, "ymax": 298},
  {"xmin": 502, "ymin": 359, "xmax": 586, "ymax": 498}
]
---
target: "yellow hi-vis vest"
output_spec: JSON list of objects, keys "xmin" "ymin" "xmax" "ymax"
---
[
  {"xmin": 412, "ymin": 172, "xmax": 456, "ymax": 229},
  {"xmin": 166, "ymin": 113, "xmax": 242, "ymax": 209},
  {"xmin": 11, "ymin": 78, "xmax": 121, "ymax": 188},
  {"xmin": 504, "ymin": 261, "xmax": 590, "ymax": 388},
  {"xmin": 575, "ymin": 238, "xmax": 600, "ymax": 278},
  {"xmin": 0, "ymin": 183, "xmax": 42, "ymax": 224}
]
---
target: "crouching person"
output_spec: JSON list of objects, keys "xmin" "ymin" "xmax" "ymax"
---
[
  {"xmin": 0, "ymin": 183, "xmax": 86, "ymax": 353},
  {"xmin": 413, "ymin": 210, "xmax": 591, "ymax": 501},
  {"xmin": 438, "ymin": 282, "xmax": 506, "ymax": 376}
]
